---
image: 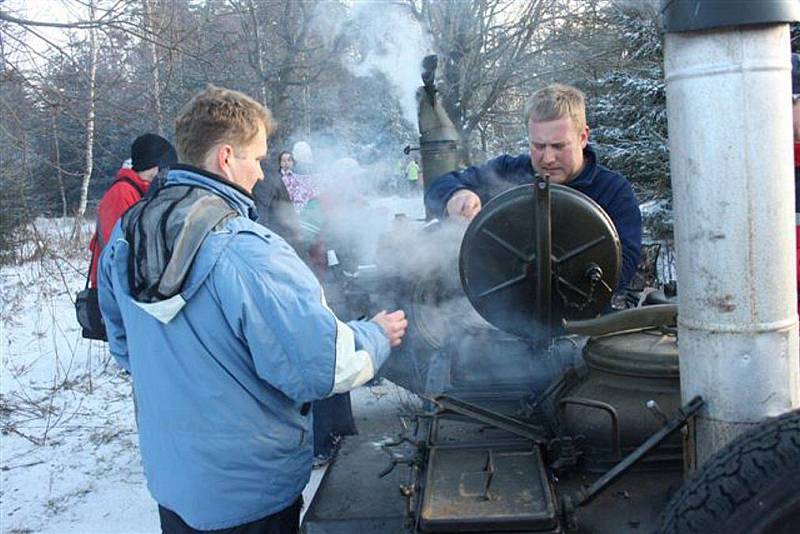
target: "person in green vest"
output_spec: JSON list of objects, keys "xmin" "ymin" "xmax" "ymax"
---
[{"xmin": 405, "ymin": 156, "xmax": 421, "ymax": 193}]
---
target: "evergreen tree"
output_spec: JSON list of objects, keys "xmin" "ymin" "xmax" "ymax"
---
[{"xmin": 581, "ymin": 4, "xmax": 668, "ymax": 202}]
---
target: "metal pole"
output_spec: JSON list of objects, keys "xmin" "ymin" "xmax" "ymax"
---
[
  {"xmin": 535, "ymin": 175, "xmax": 551, "ymax": 338},
  {"xmin": 663, "ymin": 23, "xmax": 800, "ymax": 468}
]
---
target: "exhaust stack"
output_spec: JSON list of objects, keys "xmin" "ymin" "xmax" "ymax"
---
[
  {"xmin": 416, "ymin": 55, "xmax": 460, "ymax": 218},
  {"xmin": 662, "ymin": 0, "xmax": 800, "ymax": 468}
]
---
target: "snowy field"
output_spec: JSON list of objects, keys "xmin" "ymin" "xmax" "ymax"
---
[
  {"xmin": 1, "ymin": 195, "xmax": 424, "ymax": 534},
  {"xmin": 0, "ymin": 218, "xmax": 156, "ymax": 534}
]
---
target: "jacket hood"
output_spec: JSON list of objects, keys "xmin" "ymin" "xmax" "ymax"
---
[
  {"xmin": 115, "ymin": 168, "xmax": 151, "ymax": 193},
  {"xmin": 119, "ymin": 166, "xmax": 247, "ymax": 322}
]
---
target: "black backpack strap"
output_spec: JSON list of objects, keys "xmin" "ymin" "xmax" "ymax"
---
[
  {"xmin": 94, "ymin": 214, "xmax": 106, "ymax": 251},
  {"xmin": 117, "ymin": 176, "xmax": 146, "ymax": 197},
  {"xmin": 85, "ymin": 243, "xmax": 96, "ymax": 290}
]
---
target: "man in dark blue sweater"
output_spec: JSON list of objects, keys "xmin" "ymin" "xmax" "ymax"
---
[{"xmin": 425, "ymin": 84, "xmax": 642, "ymax": 287}]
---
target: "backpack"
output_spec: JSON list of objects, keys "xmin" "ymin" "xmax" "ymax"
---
[{"xmin": 75, "ymin": 176, "xmax": 145, "ymax": 341}]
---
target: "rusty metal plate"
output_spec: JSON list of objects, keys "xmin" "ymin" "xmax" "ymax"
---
[
  {"xmin": 460, "ymin": 184, "xmax": 621, "ymax": 338},
  {"xmin": 419, "ymin": 445, "xmax": 559, "ymax": 532}
]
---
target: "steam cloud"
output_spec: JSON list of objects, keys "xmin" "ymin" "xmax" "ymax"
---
[
  {"xmin": 315, "ymin": 2, "xmax": 432, "ymax": 126},
  {"xmin": 270, "ymin": 4, "xmax": 435, "ymax": 275}
]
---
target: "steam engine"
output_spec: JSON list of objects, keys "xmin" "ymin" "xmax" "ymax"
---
[{"xmin": 302, "ymin": 56, "xmax": 695, "ymax": 534}]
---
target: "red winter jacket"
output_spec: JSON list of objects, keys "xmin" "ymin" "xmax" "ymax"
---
[{"xmin": 88, "ymin": 169, "xmax": 150, "ymax": 287}]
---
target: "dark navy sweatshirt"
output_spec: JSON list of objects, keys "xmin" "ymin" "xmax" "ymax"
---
[{"xmin": 424, "ymin": 146, "xmax": 642, "ymax": 287}]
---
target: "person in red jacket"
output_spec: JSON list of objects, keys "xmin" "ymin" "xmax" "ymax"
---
[{"xmin": 88, "ymin": 134, "xmax": 176, "ymax": 287}]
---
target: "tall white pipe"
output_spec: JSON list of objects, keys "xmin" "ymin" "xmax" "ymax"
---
[{"xmin": 664, "ymin": 24, "xmax": 800, "ymax": 468}]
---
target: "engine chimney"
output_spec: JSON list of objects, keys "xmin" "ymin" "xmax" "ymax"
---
[
  {"xmin": 661, "ymin": 0, "xmax": 800, "ymax": 468},
  {"xmin": 416, "ymin": 55, "xmax": 460, "ymax": 219}
]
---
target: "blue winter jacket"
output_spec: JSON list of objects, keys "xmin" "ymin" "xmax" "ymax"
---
[
  {"xmin": 425, "ymin": 146, "xmax": 642, "ymax": 287},
  {"xmin": 98, "ymin": 167, "xmax": 390, "ymax": 530}
]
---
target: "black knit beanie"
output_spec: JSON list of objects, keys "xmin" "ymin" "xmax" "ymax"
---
[{"xmin": 131, "ymin": 133, "xmax": 177, "ymax": 172}]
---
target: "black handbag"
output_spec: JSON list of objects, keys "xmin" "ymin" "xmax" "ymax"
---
[{"xmin": 75, "ymin": 246, "xmax": 107, "ymax": 341}]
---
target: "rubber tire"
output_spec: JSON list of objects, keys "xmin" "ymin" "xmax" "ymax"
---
[{"xmin": 657, "ymin": 409, "xmax": 800, "ymax": 534}]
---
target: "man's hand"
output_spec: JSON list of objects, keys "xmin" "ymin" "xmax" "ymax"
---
[
  {"xmin": 371, "ymin": 310, "xmax": 408, "ymax": 347},
  {"xmin": 446, "ymin": 189, "xmax": 482, "ymax": 220}
]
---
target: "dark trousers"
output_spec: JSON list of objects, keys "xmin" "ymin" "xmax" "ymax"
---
[
  {"xmin": 312, "ymin": 393, "xmax": 357, "ymax": 457},
  {"xmin": 159, "ymin": 496, "xmax": 302, "ymax": 534}
]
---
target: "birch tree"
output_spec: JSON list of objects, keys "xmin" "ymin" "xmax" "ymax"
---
[
  {"xmin": 142, "ymin": 0, "xmax": 164, "ymax": 134},
  {"xmin": 71, "ymin": 0, "xmax": 97, "ymax": 242}
]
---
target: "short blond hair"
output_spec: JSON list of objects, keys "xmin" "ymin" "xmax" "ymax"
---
[
  {"xmin": 175, "ymin": 85, "xmax": 276, "ymax": 166},
  {"xmin": 524, "ymin": 84, "xmax": 587, "ymax": 132}
]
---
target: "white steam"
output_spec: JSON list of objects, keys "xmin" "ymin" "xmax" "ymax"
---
[{"xmin": 318, "ymin": 2, "xmax": 432, "ymax": 126}]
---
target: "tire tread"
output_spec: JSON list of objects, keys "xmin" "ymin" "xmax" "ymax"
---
[{"xmin": 657, "ymin": 410, "xmax": 800, "ymax": 533}]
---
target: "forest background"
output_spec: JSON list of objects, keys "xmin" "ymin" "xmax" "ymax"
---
[{"xmin": 2, "ymin": 0, "xmax": 799, "ymax": 261}]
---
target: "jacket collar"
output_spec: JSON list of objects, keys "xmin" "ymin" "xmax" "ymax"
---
[
  {"xmin": 565, "ymin": 145, "xmax": 599, "ymax": 188},
  {"xmin": 165, "ymin": 164, "xmax": 258, "ymax": 221}
]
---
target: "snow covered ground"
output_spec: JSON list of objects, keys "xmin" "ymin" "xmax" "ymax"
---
[
  {"xmin": 1, "ymin": 197, "xmax": 424, "ymax": 534},
  {"xmin": 1, "ymin": 219, "xmax": 158, "ymax": 533}
]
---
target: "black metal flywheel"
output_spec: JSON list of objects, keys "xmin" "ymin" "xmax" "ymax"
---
[{"xmin": 459, "ymin": 184, "xmax": 621, "ymax": 338}]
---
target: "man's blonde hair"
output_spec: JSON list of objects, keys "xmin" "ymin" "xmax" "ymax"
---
[
  {"xmin": 524, "ymin": 84, "xmax": 587, "ymax": 132},
  {"xmin": 175, "ymin": 85, "xmax": 276, "ymax": 167}
]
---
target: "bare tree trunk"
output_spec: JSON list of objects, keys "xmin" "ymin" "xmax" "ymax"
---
[
  {"xmin": 142, "ymin": 0, "xmax": 164, "ymax": 134},
  {"xmin": 245, "ymin": 0, "xmax": 269, "ymax": 108},
  {"xmin": 50, "ymin": 107, "xmax": 67, "ymax": 218},
  {"xmin": 71, "ymin": 0, "xmax": 97, "ymax": 242}
]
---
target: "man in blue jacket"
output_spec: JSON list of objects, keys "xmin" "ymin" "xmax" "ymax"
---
[
  {"xmin": 98, "ymin": 85, "xmax": 407, "ymax": 533},
  {"xmin": 425, "ymin": 84, "xmax": 642, "ymax": 287}
]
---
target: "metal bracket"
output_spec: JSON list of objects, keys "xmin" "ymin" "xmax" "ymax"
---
[
  {"xmin": 547, "ymin": 435, "xmax": 586, "ymax": 471},
  {"xmin": 433, "ymin": 395, "xmax": 547, "ymax": 443},
  {"xmin": 534, "ymin": 173, "xmax": 552, "ymax": 336},
  {"xmin": 558, "ymin": 397, "xmax": 622, "ymax": 461},
  {"xmin": 562, "ymin": 395, "xmax": 704, "ymax": 521}
]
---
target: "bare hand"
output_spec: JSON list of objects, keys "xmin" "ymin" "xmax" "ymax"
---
[
  {"xmin": 371, "ymin": 310, "xmax": 408, "ymax": 347},
  {"xmin": 446, "ymin": 189, "xmax": 482, "ymax": 220}
]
